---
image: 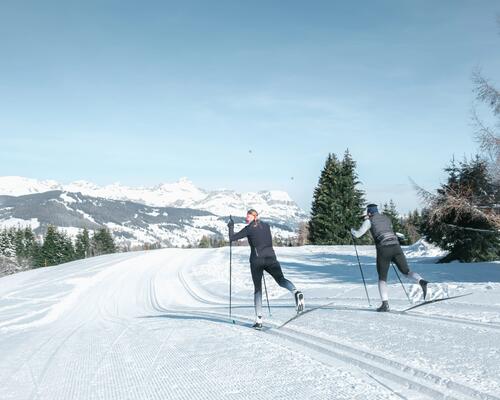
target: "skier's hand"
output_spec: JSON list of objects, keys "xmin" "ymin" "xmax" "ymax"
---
[
  {"xmin": 227, "ymin": 218, "xmax": 234, "ymax": 228},
  {"xmin": 350, "ymin": 228, "xmax": 356, "ymax": 237}
]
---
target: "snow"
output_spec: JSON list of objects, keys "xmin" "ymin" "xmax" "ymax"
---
[
  {"xmin": 0, "ymin": 176, "xmax": 307, "ymax": 222},
  {"xmin": 59, "ymin": 227, "xmax": 85, "ymax": 239},
  {"xmin": 75, "ymin": 209, "xmax": 97, "ymax": 224},
  {"xmin": 0, "ymin": 243, "xmax": 499, "ymax": 399},
  {"xmin": 0, "ymin": 176, "xmax": 60, "ymax": 196},
  {"xmin": 59, "ymin": 192, "xmax": 76, "ymax": 204},
  {"xmin": 0, "ymin": 217, "xmax": 40, "ymax": 230},
  {"xmin": 144, "ymin": 209, "xmax": 160, "ymax": 217}
]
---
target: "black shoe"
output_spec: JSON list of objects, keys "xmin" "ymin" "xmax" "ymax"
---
[
  {"xmin": 294, "ymin": 291, "xmax": 305, "ymax": 312},
  {"xmin": 420, "ymin": 280, "xmax": 428, "ymax": 300},
  {"xmin": 377, "ymin": 301, "xmax": 390, "ymax": 312},
  {"xmin": 252, "ymin": 322, "xmax": 263, "ymax": 330}
]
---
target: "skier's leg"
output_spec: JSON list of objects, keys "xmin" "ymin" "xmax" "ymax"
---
[
  {"xmin": 265, "ymin": 259, "xmax": 304, "ymax": 311},
  {"xmin": 393, "ymin": 249, "xmax": 428, "ymax": 299},
  {"xmin": 376, "ymin": 248, "xmax": 391, "ymax": 311},
  {"xmin": 408, "ymin": 271, "xmax": 423, "ymax": 282},
  {"xmin": 392, "ymin": 249, "xmax": 410, "ymax": 276},
  {"xmin": 250, "ymin": 262, "xmax": 264, "ymax": 318},
  {"xmin": 265, "ymin": 259, "xmax": 296, "ymax": 292},
  {"xmin": 378, "ymin": 280, "xmax": 389, "ymax": 301}
]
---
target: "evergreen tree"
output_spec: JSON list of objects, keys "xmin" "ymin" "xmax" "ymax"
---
[
  {"xmin": 309, "ymin": 153, "xmax": 339, "ymax": 244},
  {"xmin": 38, "ymin": 225, "xmax": 59, "ymax": 267},
  {"xmin": 75, "ymin": 228, "xmax": 91, "ymax": 259},
  {"xmin": 309, "ymin": 150, "xmax": 367, "ymax": 244},
  {"xmin": 0, "ymin": 228, "xmax": 16, "ymax": 259},
  {"xmin": 91, "ymin": 228, "xmax": 116, "ymax": 256},
  {"xmin": 60, "ymin": 232, "xmax": 76, "ymax": 264},
  {"xmin": 14, "ymin": 228, "xmax": 25, "ymax": 260},
  {"xmin": 36, "ymin": 226, "xmax": 75, "ymax": 267},
  {"xmin": 198, "ymin": 235, "xmax": 211, "ymax": 248},
  {"xmin": 401, "ymin": 209, "xmax": 422, "ymax": 244},
  {"xmin": 23, "ymin": 227, "xmax": 40, "ymax": 266},
  {"xmin": 421, "ymin": 157, "xmax": 499, "ymax": 262}
]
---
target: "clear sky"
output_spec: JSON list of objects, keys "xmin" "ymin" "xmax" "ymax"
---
[{"xmin": 1, "ymin": 1, "xmax": 499, "ymax": 213}]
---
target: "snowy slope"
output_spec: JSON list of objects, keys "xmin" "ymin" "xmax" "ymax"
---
[
  {"xmin": 1, "ymin": 243, "xmax": 499, "ymax": 399},
  {"xmin": 0, "ymin": 176, "xmax": 307, "ymax": 225}
]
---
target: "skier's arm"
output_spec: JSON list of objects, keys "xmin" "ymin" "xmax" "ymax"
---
[
  {"xmin": 351, "ymin": 219, "xmax": 371, "ymax": 239},
  {"xmin": 229, "ymin": 225, "xmax": 248, "ymax": 242}
]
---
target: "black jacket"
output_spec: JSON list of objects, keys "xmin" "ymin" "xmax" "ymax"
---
[{"xmin": 229, "ymin": 221, "xmax": 277, "ymax": 261}]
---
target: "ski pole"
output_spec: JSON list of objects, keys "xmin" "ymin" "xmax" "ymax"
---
[
  {"xmin": 229, "ymin": 215, "xmax": 233, "ymax": 321},
  {"xmin": 352, "ymin": 234, "xmax": 371, "ymax": 306},
  {"xmin": 392, "ymin": 263, "xmax": 412, "ymax": 304},
  {"xmin": 262, "ymin": 273, "xmax": 272, "ymax": 316}
]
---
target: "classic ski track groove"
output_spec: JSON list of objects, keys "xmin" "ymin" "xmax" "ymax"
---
[
  {"xmin": 2, "ymin": 253, "xmax": 498, "ymax": 400},
  {"xmin": 173, "ymin": 269, "xmax": 500, "ymax": 400},
  {"xmin": 178, "ymin": 269, "xmax": 500, "ymax": 331}
]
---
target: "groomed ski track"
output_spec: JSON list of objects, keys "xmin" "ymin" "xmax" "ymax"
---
[{"xmin": 0, "ymin": 246, "xmax": 499, "ymax": 399}]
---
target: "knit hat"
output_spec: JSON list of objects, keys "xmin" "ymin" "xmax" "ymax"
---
[{"xmin": 367, "ymin": 204, "xmax": 379, "ymax": 215}]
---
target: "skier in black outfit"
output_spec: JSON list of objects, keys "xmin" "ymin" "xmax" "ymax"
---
[
  {"xmin": 351, "ymin": 204, "xmax": 429, "ymax": 312},
  {"xmin": 228, "ymin": 209, "xmax": 304, "ymax": 329}
]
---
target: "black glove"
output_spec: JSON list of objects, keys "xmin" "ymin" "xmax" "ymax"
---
[{"xmin": 227, "ymin": 217, "xmax": 234, "ymax": 228}]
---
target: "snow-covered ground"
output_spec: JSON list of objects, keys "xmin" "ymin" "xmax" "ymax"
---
[{"xmin": 0, "ymin": 242, "xmax": 499, "ymax": 399}]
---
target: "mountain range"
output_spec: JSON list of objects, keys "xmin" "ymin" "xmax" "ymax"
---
[{"xmin": 0, "ymin": 177, "xmax": 308, "ymax": 247}]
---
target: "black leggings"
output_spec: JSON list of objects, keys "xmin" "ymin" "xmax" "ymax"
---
[
  {"xmin": 376, "ymin": 244, "xmax": 410, "ymax": 282},
  {"xmin": 250, "ymin": 257, "xmax": 296, "ymax": 316}
]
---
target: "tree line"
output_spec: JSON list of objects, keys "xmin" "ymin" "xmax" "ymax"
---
[
  {"xmin": 306, "ymin": 147, "xmax": 498, "ymax": 263},
  {"xmin": 0, "ymin": 226, "xmax": 117, "ymax": 276}
]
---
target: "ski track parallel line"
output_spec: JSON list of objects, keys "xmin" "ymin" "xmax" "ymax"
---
[{"xmin": 174, "ymin": 275, "xmax": 499, "ymax": 400}]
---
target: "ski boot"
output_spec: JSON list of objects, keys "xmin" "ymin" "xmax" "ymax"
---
[
  {"xmin": 377, "ymin": 301, "xmax": 390, "ymax": 312},
  {"xmin": 252, "ymin": 316, "xmax": 263, "ymax": 330},
  {"xmin": 295, "ymin": 291, "xmax": 305, "ymax": 313},
  {"xmin": 420, "ymin": 280, "xmax": 428, "ymax": 300}
]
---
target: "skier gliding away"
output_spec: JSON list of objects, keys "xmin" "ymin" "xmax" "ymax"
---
[
  {"xmin": 228, "ymin": 209, "xmax": 305, "ymax": 329},
  {"xmin": 351, "ymin": 204, "xmax": 429, "ymax": 312}
]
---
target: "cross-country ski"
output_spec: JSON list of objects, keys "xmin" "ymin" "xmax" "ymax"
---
[{"xmin": 401, "ymin": 293, "xmax": 473, "ymax": 312}]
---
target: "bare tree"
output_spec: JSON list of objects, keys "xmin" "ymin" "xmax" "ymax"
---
[
  {"xmin": 297, "ymin": 221, "xmax": 310, "ymax": 246},
  {"xmin": 472, "ymin": 70, "xmax": 500, "ymax": 185}
]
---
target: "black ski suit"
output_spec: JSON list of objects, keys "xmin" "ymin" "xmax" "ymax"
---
[
  {"xmin": 229, "ymin": 220, "xmax": 296, "ymax": 316},
  {"xmin": 369, "ymin": 213, "xmax": 410, "ymax": 281}
]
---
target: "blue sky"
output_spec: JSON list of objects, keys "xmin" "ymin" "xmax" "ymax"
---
[{"xmin": 0, "ymin": 1, "xmax": 499, "ymax": 213}]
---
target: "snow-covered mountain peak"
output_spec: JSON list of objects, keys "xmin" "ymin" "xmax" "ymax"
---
[
  {"xmin": 0, "ymin": 176, "xmax": 61, "ymax": 196},
  {"xmin": 66, "ymin": 180, "xmax": 101, "ymax": 192},
  {"xmin": 155, "ymin": 178, "xmax": 205, "ymax": 197},
  {"xmin": 0, "ymin": 176, "xmax": 307, "ymax": 224},
  {"xmin": 258, "ymin": 190, "xmax": 293, "ymax": 203}
]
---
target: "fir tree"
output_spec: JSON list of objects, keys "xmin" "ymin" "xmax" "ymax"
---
[
  {"xmin": 14, "ymin": 228, "xmax": 25, "ymax": 260},
  {"xmin": 309, "ymin": 150, "xmax": 367, "ymax": 244},
  {"xmin": 75, "ymin": 228, "xmax": 91, "ymax": 259},
  {"xmin": 91, "ymin": 228, "xmax": 116, "ymax": 256},
  {"xmin": 0, "ymin": 229, "xmax": 16, "ymax": 259},
  {"xmin": 23, "ymin": 227, "xmax": 40, "ymax": 266},
  {"xmin": 38, "ymin": 225, "xmax": 59, "ymax": 267},
  {"xmin": 401, "ymin": 209, "xmax": 422, "ymax": 244},
  {"xmin": 198, "ymin": 235, "xmax": 211, "ymax": 248}
]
